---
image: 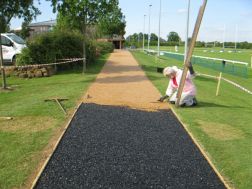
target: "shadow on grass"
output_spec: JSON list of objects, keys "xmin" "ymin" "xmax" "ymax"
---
[{"xmin": 196, "ymin": 101, "xmax": 246, "ymax": 109}]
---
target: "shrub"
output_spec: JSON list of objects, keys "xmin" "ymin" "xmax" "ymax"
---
[
  {"xmin": 16, "ymin": 48, "xmax": 32, "ymax": 65},
  {"xmin": 95, "ymin": 41, "xmax": 114, "ymax": 55},
  {"xmin": 17, "ymin": 31, "xmax": 92, "ymax": 66},
  {"xmin": 86, "ymin": 41, "xmax": 96, "ymax": 65}
]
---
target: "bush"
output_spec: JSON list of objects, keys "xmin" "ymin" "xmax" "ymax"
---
[
  {"xmin": 95, "ymin": 41, "xmax": 114, "ymax": 55},
  {"xmin": 16, "ymin": 48, "xmax": 32, "ymax": 65},
  {"xmin": 17, "ymin": 31, "xmax": 96, "ymax": 66}
]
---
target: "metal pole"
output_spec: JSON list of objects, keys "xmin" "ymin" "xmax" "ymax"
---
[
  {"xmin": 184, "ymin": 0, "xmax": 191, "ymax": 62},
  {"xmin": 235, "ymin": 25, "xmax": 238, "ymax": 52},
  {"xmin": 222, "ymin": 24, "xmax": 226, "ymax": 51},
  {"xmin": 138, "ymin": 32, "xmax": 140, "ymax": 47},
  {"xmin": 158, "ymin": 0, "xmax": 161, "ymax": 57},
  {"xmin": 148, "ymin": 4, "xmax": 152, "ymax": 52},
  {"xmin": 143, "ymin": 15, "xmax": 146, "ymax": 52}
]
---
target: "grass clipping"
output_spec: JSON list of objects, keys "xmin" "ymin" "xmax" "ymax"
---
[{"xmin": 198, "ymin": 121, "xmax": 244, "ymax": 141}]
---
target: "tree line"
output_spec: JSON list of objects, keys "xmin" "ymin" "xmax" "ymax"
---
[{"xmin": 126, "ymin": 31, "xmax": 252, "ymax": 49}]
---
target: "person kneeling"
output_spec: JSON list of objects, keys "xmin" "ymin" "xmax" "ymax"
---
[{"xmin": 158, "ymin": 65, "xmax": 197, "ymax": 107}]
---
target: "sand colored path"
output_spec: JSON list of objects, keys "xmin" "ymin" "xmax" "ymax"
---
[{"xmin": 83, "ymin": 50, "xmax": 168, "ymax": 111}]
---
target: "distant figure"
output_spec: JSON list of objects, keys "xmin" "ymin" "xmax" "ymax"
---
[
  {"xmin": 175, "ymin": 45, "xmax": 178, "ymax": 52},
  {"xmin": 158, "ymin": 64, "xmax": 197, "ymax": 107}
]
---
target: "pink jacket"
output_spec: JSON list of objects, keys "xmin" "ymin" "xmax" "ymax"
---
[{"xmin": 165, "ymin": 68, "xmax": 196, "ymax": 96}]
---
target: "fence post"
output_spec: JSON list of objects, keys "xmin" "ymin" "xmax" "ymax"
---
[
  {"xmin": 0, "ymin": 33, "xmax": 7, "ymax": 89},
  {"xmin": 216, "ymin": 72, "xmax": 222, "ymax": 96},
  {"xmin": 251, "ymin": 55, "xmax": 252, "ymax": 69}
]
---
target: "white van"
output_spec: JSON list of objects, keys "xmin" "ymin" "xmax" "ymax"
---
[{"xmin": 1, "ymin": 33, "xmax": 26, "ymax": 65}]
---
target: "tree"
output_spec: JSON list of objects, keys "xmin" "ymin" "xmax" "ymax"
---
[
  {"xmin": 150, "ymin": 33, "xmax": 158, "ymax": 41},
  {"xmin": 167, "ymin": 31, "xmax": 181, "ymax": 43},
  {"xmin": 0, "ymin": 1, "xmax": 40, "ymax": 33},
  {"xmin": 98, "ymin": 4, "xmax": 126, "ymax": 37},
  {"xmin": 49, "ymin": 0, "xmax": 118, "ymax": 73},
  {"xmin": 20, "ymin": 20, "xmax": 31, "ymax": 39}
]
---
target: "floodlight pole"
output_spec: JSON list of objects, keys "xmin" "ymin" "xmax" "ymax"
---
[
  {"xmin": 143, "ymin": 15, "xmax": 146, "ymax": 52},
  {"xmin": 235, "ymin": 25, "xmax": 238, "ymax": 52},
  {"xmin": 147, "ymin": 4, "xmax": 152, "ymax": 52},
  {"xmin": 184, "ymin": 0, "xmax": 191, "ymax": 62},
  {"xmin": 222, "ymin": 24, "xmax": 226, "ymax": 51},
  {"xmin": 176, "ymin": 0, "xmax": 207, "ymax": 107},
  {"xmin": 157, "ymin": 0, "xmax": 161, "ymax": 57}
]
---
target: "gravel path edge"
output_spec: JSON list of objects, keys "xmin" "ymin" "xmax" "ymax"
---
[
  {"xmin": 169, "ymin": 107, "xmax": 233, "ymax": 189},
  {"xmin": 30, "ymin": 102, "xmax": 84, "ymax": 189}
]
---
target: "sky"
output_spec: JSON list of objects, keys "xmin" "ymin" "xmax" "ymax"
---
[{"xmin": 10, "ymin": 0, "xmax": 252, "ymax": 42}]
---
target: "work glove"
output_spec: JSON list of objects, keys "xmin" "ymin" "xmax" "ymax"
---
[
  {"xmin": 158, "ymin": 95, "xmax": 169, "ymax": 102},
  {"xmin": 188, "ymin": 62, "xmax": 195, "ymax": 75}
]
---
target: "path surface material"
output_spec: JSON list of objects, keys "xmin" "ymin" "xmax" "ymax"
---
[{"xmin": 35, "ymin": 50, "xmax": 225, "ymax": 188}]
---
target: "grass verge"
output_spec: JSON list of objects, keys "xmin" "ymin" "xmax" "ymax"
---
[
  {"xmin": 132, "ymin": 50, "xmax": 252, "ymax": 189},
  {"xmin": 0, "ymin": 54, "xmax": 108, "ymax": 189}
]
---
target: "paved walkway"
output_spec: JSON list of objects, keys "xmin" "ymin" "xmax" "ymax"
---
[{"xmin": 34, "ymin": 50, "xmax": 226, "ymax": 188}]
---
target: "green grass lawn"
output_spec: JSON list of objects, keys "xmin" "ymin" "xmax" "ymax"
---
[
  {"xmin": 0, "ymin": 55, "xmax": 108, "ymax": 189},
  {"xmin": 132, "ymin": 50, "xmax": 252, "ymax": 189},
  {"xmin": 150, "ymin": 46, "xmax": 252, "ymax": 63}
]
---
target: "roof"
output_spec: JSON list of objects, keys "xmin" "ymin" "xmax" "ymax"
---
[{"xmin": 29, "ymin": 20, "xmax": 56, "ymax": 27}]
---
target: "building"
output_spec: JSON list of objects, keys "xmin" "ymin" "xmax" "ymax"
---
[
  {"xmin": 97, "ymin": 35, "xmax": 125, "ymax": 49},
  {"xmin": 28, "ymin": 20, "xmax": 56, "ymax": 38}
]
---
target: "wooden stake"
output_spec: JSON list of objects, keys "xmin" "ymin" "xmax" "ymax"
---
[
  {"xmin": 0, "ymin": 33, "xmax": 7, "ymax": 89},
  {"xmin": 0, "ymin": 117, "xmax": 13, "ymax": 120},
  {"xmin": 216, "ymin": 72, "xmax": 222, "ymax": 96},
  {"xmin": 176, "ymin": 0, "xmax": 208, "ymax": 107}
]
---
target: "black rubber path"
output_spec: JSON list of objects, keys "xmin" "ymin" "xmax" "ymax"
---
[{"xmin": 35, "ymin": 103, "xmax": 226, "ymax": 189}]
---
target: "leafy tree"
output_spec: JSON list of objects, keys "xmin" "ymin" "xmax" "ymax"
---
[
  {"xmin": 49, "ymin": 0, "xmax": 118, "ymax": 72},
  {"xmin": 98, "ymin": 3, "xmax": 126, "ymax": 37},
  {"xmin": 167, "ymin": 31, "xmax": 181, "ymax": 43},
  {"xmin": 54, "ymin": 12, "xmax": 76, "ymax": 31},
  {"xmin": 150, "ymin": 33, "xmax": 158, "ymax": 41},
  {"xmin": 0, "ymin": 1, "xmax": 40, "ymax": 33},
  {"xmin": 20, "ymin": 20, "xmax": 31, "ymax": 39}
]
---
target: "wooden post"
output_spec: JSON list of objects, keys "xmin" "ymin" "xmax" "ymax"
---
[
  {"xmin": 0, "ymin": 33, "xmax": 7, "ymax": 89},
  {"xmin": 176, "ymin": 0, "xmax": 207, "ymax": 107},
  {"xmin": 216, "ymin": 72, "xmax": 222, "ymax": 96},
  {"xmin": 0, "ymin": 117, "xmax": 13, "ymax": 120}
]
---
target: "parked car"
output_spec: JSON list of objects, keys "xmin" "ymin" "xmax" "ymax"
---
[{"xmin": 1, "ymin": 33, "xmax": 26, "ymax": 65}]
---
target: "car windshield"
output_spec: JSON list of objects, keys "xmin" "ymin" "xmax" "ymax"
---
[{"xmin": 6, "ymin": 34, "xmax": 25, "ymax": 44}]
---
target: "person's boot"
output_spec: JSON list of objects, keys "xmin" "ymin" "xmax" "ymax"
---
[{"xmin": 192, "ymin": 97, "xmax": 197, "ymax": 106}]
